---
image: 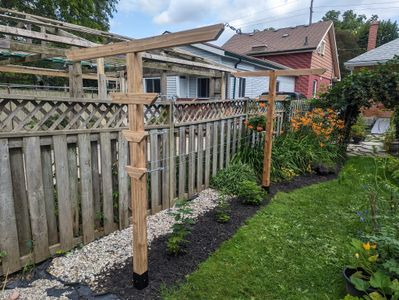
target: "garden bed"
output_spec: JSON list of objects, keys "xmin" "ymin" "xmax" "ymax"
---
[{"xmin": 93, "ymin": 172, "xmax": 337, "ymax": 300}]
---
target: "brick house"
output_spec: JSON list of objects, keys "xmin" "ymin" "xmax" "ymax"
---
[{"xmin": 223, "ymin": 21, "xmax": 341, "ymax": 98}]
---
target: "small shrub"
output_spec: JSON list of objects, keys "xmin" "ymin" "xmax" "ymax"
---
[
  {"xmin": 167, "ymin": 200, "xmax": 194, "ymax": 255},
  {"xmin": 214, "ymin": 193, "xmax": 231, "ymax": 223},
  {"xmin": 0, "ymin": 250, "xmax": 7, "ymax": 263},
  {"xmin": 237, "ymin": 180, "xmax": 265, "ymax": 205},
  {"xmin": 211, "ymin": 163, "xmax": 257, "ymax": 195}
]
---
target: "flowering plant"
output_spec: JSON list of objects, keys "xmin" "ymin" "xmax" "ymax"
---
[
  {"xmin": 291, "ymin": 108, "xmax": 344, "ymax": 146},
  {"xmin": 244, "ymin": 115, "xmax": 266, "ymax": 132}
]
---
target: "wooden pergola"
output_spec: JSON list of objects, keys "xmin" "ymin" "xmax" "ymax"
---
[
  {"xmin": 0, "ymin": 9, "xmax": 234, "ymax": 100},
  {"xmin": 66, "ymin": 23, "xmax": 225, "ymax": 289},
  {"xmin": 233, "ymin": 68, "xmax": 326, "ymax": 189}
]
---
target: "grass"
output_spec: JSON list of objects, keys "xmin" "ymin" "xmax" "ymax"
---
[{"xmin": 163, "ymin": 157, "xmax": 374, "ymax": 300}]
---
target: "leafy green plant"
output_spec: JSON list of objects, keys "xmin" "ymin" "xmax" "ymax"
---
[
  {"xmin": 237, "ymin": 180, "xmax": 265, "ymax": 205},
  {"xmin": 351, "ymin": 116, "xmax": 367, "ymax": 139},
  {"xmin": 214, "ymin": 193, "xmax": 231, "ymax": 223},
  {"xmin": 167, "ymin": 200, "xmax": 194, "ymax": 255},
  {"xmin": 0, "ymin": 250, "xmax": 7, "ymax": 264},
  {"xmin": 246, "ymin": 115, "xmax": 267, "ymax": 131},
  {"xmin": 211, "ymin": 163, "xmax": 258, "ymax": 196}
]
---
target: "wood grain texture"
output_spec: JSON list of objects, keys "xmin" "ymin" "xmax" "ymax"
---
[
  {"xmin": 23, "ymin": 137, "xmax": 50, "ymax": 263},
  {"xmin": 150, "ymin": 130, "xmax": 161, "ymax": 214},
  {"xmin": 78, "ymin": 134, "xmax": 95, "ymax": 244},
  {"xmin": 188, "ymin": 125, "xmax": 196, "ymax": 198},
  {"xmin": 196, "ymin": 124, "xmax": 204, "ymax": 191},
  {"xmin": 53, "ymin": 135, "xmax": 74, "ymax": 251},
  {"xmin": 178, "ymin": 127, "xmax": 186, "ymax": 199},
  {"xmin": 204, "ymin": 123, "xmax": 211, "ymax": 188},
  {"xmin": 100, "ymin": 132, "xmax": 114, "ymax": 235},
  {"xmin": 0, "ymin": 139, "xmax": 21, "ymax": 273},
  {"xmin": 162, "ymin": 130, "xmax": 170, "ymax": 209},
  {"xmin": 118, "ymin": 132, "xmax": 129, "ymax": 229},
  {"xmin": 212, "ymin": 122, "xmax": 218, "ymax": 177},
  {"xmin": 67, "ymin": 144, "xmax": 80, "ymax": 237}
]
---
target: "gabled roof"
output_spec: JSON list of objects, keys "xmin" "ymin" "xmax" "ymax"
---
[
  {"xmin": 223, "ymin": 21, "xmax": 333, "ymax": 55},
  {"xmin": 345, "ymin": 38, "xmax": 399, "ymax": 69}
]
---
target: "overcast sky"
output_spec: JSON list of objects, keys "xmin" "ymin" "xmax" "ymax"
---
[{"xmin": 110, "ymin": 0, "xmax": 399, "ymax": 45}]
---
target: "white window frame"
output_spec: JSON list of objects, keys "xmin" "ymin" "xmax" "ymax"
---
[
  {"xmin": 312, "ymin": 80, "xmax": 318, "ymax": 97},
  {"xmin": 317, "ymin": 40, "xmax": 326, "ymax": 56}
]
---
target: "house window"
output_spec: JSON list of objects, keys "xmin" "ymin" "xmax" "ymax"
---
[
  {"xmin": 197, "ymin": 78, "xmax": 209, "ymax": 98},
  {"xmin": 317, "ymin": 40, "xmax": 326, "ymax": 56},
  {"xmin": 238, "ymin": 78, "xmax": 246, "ymax": 97},
  {"xmin": 145, "ymin": 78, "xmax": 161, "ymax": 93},
  {"xmin": 312, "ymin": 80, "xmax": 318, "ymax": 97},
  {"xmin": 276, "ymin": 80, "xmax": 280, "ymax": 92}
]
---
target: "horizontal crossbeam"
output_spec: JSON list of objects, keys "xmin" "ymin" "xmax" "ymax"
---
[
  {"xmin": 66, "ymin": 23, "xmax": 225, "ymax": 61},
  {"xmin": 111, "ymin": 93, "xmax": 158, "ymax": 105}
]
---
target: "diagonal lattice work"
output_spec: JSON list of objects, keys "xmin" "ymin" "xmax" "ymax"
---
[{"xmin": 0, "ymin": 97, "xmax": 309, "ymax": 134}]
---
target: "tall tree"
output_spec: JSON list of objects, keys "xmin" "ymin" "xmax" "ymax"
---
[{"xmin": 0, "ymin": 0, "xmax": 118, "ymax": 31}]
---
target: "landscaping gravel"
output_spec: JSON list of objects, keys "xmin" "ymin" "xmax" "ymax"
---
[{"xmin": 48, "ymin": 189, "xmax": 219, "ymax": 286}]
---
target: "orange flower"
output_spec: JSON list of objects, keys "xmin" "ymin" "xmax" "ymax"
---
[
  {"xmin": 320, "ymin": 142, "xmax": 325, "ymax": 147},
  {"xmin": 248, "ymin": 125, "xmax": 254, "ymax": 129},
  {"xmin": 363, "ymin": 242, "xmax": 371, "ymax": 251},
  {"xmin": 259, "ymin": 102, "xmax": 266, "ymax": 108}
]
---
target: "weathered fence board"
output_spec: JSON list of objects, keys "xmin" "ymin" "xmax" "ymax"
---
[
  {"xmin": 41, "ymin": 145, "xmax": 58, "ymax": 245},
  {"xmin": 24, "ymin": 137, "xmax": 50, "ymax": 263},
  {"xmin": 53, "ymin": 135, "xmax": 74, "ymax": 251},
  {"xmin": 0, "ymin": 96, "xmax": 310, "ymax": 274},
  {"xmin": 78, "ymin": 134, "xmax": 95, "ymax": 244},
  {"xmin": 100, "ymin": 132, "xmax": 114, "ymax": 234},
  {"xmin": 118, "ymin": 132, "xmax": 129, "ymax": 229},
  {"xmin": 9, "ymin": 147, "xmax": 32, "ymax": 256},
  {"xmin": 0, "ymin": 139, "xmax": 21, "ymax": 273}
]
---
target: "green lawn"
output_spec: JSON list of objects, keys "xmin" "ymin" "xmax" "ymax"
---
[{"xmin": 163, "ymin": 157, "xmax": 373, "ymax": 300}]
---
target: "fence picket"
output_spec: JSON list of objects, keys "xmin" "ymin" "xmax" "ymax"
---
[
  {"xmin": 204, "ymin": 123, "xmax": 211, "ymax": 188},
  {"xmin": 212, "ymin": 121, "xmax": 218, "ymax": 177},
  {"xmin": 100, "ymin": 132, "xmax": 114, "ymax": 234},
  {"xmin": 150, "ymin": 130, "xmax": 161, "ymax": 213},
  {"xmin": 9, "ymin": 148, "xmax": 32, "ymax": 255},
  {"xmin": 226, "ymin": 119, "xmax": 232, "ymax": 167},
  {"xmin": 91, "ymin": 141, "xmax": 101, "ymax": 228},
  {"xmin": 162, "ymin": 130, "xmax": 170, "ymax": 209},
  {"xmin": 188, "ymin": 125, "xmax": 195, "ymax": 198},
  {"xmin": 197, "ymin": 124, "xmax": 204, "ymax": 191},
  {"xmin": 41, "ymin": 146, "xmax": 58, "ymax": 245},
  {"xmin": 53, "ymin": 135, "xmax": 74, "ymax": 251},
  {"xmin": 118, "ymin": 132, "xmax": 129, "ymax": 229},
  {"xmin": 219, "ymin": 120, "xmax": 225, "ymax": 170},
  {"xmin": 24, "ymin": 137, "xmax": 49, "ymax": 263},
  {"xmin": 78, "ymin": 134, "xmax": 95, "ymax": 244},
  {"xmin": 178, "ymin": 127, "xmax": 186, "ymax": 199},
  {"xmin": 67, "ymin": 144, "xmax": 80, "ymax": 236},
  {"xmin": 0, "ymin": 139, "xmax": 21, "ymax": 273}
]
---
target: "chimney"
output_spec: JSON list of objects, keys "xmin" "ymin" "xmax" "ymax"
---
[{"xmin": 367, "ymin": 21, "xmax": 379, "ymax": 51}]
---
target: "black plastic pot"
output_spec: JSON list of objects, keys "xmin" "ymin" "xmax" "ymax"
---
[{"xmin": 343, "ymin": 267, "xmax": 375, "ymax": 297}]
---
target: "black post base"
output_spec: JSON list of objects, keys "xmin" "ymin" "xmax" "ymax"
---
[{"xmin": 133, "ymin": 271, "xmax": 149, "ymax": 290}]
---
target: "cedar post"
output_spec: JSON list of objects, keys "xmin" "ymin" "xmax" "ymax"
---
[{"xmin": 262, "ymin": 71, "xmax": 277, "ymax": 189}]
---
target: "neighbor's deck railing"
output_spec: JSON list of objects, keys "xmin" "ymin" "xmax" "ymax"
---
[{"xmin": 0, "ymin": 94, "xmax": 309, "ymax": 274}]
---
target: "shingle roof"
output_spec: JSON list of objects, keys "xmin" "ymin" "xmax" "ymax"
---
[
  {"xmin": 344, "ymin": 38, "xmax": 399, "ymax": 69},
  {"xmin": 222, "ymin": 21, "xmax": 333, "ymax": 55}
]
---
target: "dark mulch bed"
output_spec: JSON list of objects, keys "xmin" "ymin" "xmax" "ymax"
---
[{"xmin": 94, "ymin": 172, "xmax": 337, "ymax": 300}]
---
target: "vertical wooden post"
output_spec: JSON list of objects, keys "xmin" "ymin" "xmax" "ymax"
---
[
  {"xmin": 97, "ymin": 58, "xmax": 107, "ymax": 100},
  {"xmin": 262, "ymin": 71, "xmax": 277, "ymax": 189},
  {"xmin": 69, "ymin": 62, "xmax": 83, "ymax": 98},
  {"xmin": 126, "ymin": 52, "xmax": 149, "ymax": 289},
  {"xmin": 161, "ymin": 71, "xmax": 167, "ymax": 98}
]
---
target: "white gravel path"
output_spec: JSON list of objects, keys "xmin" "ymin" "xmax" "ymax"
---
[
  {"xmin": 0, "ymin": 280, "xmax": 71, "ymax": 300},
  {"xmin": 0, "ymin": 189, "xmax": 220, "ymax": 300}
]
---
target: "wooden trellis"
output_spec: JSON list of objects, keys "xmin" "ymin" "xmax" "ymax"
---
[
  {"xmin": 233, "ymin": 68, "xmax": 326, "ymax": 189},
  {"xmin": 66, "ymin": 23, "xmax": 225, "ymax": 289}
]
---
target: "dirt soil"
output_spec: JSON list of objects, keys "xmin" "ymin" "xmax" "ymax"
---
[{"xmin": 94, "ymin": 172, "xmax": 337, "ymax": 300}]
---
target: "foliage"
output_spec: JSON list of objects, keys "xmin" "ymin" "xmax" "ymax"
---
[
  {"xmin": 384, "ymin": 118, "xmax": 396, "ymax": 151},
  {"xmin": 351, "ymin": 116, "xmax": 367, "ymax": 139},
  {"xmin": 0, "ymin": 250, "xmax": 7, "ymax": 264},
  {"xmin": 322, "ymin": 10, "xmax": 399, "ymax": 77},
  {"xmin": 210, "ymin": 163, "xmax": 258, "ymax": 196},
  {"xmin": 167, "ymin": 200, "xmax": 194, "ymax": 255},
  {"xmin": 214, "ymin": 193, "xmax": 231, "ymax": 223},
  {"xmin": 163, "ymin": 157, "xmax": 373, "ymax": 299},
  {"xmin": 314, "ymin": 58, "xmax": 399, "ymax": 142},
  {"xmin": 237, "ymin": 180, "xmax": 265, "ymax": 205},
  {"xmin": 244, "ymin": 115, "xmax": 266, "ymax": 132},
  {"xmin": 1, "ymin": 0, "xmax": 118, "ymax": 32}
]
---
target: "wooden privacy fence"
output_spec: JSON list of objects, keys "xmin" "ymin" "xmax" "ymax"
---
[{"xmin": 0, "ymin": 95, "xmax": 308, "ymax": 274}]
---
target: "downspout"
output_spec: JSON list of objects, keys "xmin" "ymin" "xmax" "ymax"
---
[{"xmin": 233, "ymin": 57, "xmax": 242, "ymax": 99}]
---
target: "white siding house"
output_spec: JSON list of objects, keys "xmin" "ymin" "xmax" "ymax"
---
[{"xmin": 143, "ymin": 43, "xmax": 295, "ymax": 99}]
